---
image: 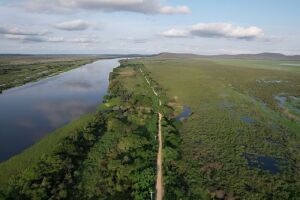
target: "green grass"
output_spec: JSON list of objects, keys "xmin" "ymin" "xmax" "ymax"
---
[
  {"xmin": 130, "ymin": 56, "xmax": 300, "ymax": 199},
  {"xmin": 0, "ymin": 113, "xmax": 93, "ymax": 187},
  {"xmin": 207, "ymin": 58, "xmax": 300, "ymax": 72}
]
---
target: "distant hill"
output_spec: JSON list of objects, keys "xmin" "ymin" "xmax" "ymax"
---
[
  {"xmin": 211, "ymin": 53, "xmax": 300, "ymax": 60},
  {"xmin": 0, "ymin": 54, "xmax": 152, "ymax": 59},
  {"xmin": 155, "ymin": 52, "xmax": 300, "ymax": 60}
]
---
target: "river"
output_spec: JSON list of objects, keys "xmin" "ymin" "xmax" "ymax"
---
[{"xmin": 0, "ymin": 58, "xmax": 120, "ymax": 162}]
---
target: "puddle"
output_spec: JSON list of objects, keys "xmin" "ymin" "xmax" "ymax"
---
[
  {"xmin": 241, "ymin": 116, "xmax": 255, "ymax": 124},
  {"xmin": 243, "ymin": 153, "xmax": 280, "ymax": 174},
  {"xmin": 274, "ymin": 95, "xmax": 287, "ymax": 108},
  {"xmin": 175, "ymin": 106, "xmax": 192, "ymax": 121},
  {"xmin": 274, "ymin": 95, "xmax": 300, "ymax": 114}
]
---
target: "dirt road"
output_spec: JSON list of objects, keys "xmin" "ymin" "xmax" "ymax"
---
[
  {"xmin": 140, "ymin": 68, "xmax": 164, "ymax": 200},
  {"xmin": 156, "ymin": 112, "xmax": 163, "ymax": 200}
]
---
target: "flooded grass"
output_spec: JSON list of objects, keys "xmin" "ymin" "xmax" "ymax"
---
[
  {"xmin": 175, "ymin": 106, "xmax": 192, "ymax": 121},
  {"xmin": 240, "ymin": 116, "xmax": 256, "ymax": 124},
  {"xmin": 137, "ymin": 56, "xmax": 300, "ymax": 199},
  {"xmin": 274, "ymin": 95, "xmax": 300, "ymax": 119}
]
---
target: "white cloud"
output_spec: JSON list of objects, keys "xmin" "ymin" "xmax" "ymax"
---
[
  {"xmin": 162, "ymin": 23, "xmax": 264, "ymax": 40},
  {"xmin": 191, "ymin": 23, "xmax": 263, "ymax": 40},
  {"xmin": 54, "ymin": 20, "xmax": 90, "ymax": 31},
  {"xmin": 161, "ymin": 28, "xmax": 189, "ymax": 38},
  {"xmin": 69, "ymin": 34, "xmax": 100, "ymax": 43},
  {"xmin": 160, "ymin": 6, "xmax": 190, "ymax": 14},
  {"xmin": 4, "ymin": 34, "xmax": 64, "ymax": 43},
  {"xmin": 23, "ymin": 0, "xmax": 190, "ymax": 15},
  {"xmin": 0, "ymin": 25, "xmax": 47, "ymax": 36}
]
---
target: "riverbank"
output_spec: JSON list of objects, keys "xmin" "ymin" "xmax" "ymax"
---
[
  {"xmin": 0, "ymin": 55, "xmax": 104, "ymax": 93},
  {"xmin": 0, "ymin": 59, "xmax": 120, "ymax": 162}
]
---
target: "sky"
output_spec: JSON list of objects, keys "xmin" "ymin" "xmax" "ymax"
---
[{"xmin": 0, "ymin": 0, "xmax": 300, "ymax": 55}]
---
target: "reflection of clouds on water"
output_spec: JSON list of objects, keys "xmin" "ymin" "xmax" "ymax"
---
[
  {"xmin": 17, "ymin": 118, "xmax": 35, "ymax": 128},
  {"xmin": 35, "ymin": 100, "xmax": 95, "ymax": 127},
  {"xmin": 63, "ymin": 81, "xmax": 94, "ymax": 91}
]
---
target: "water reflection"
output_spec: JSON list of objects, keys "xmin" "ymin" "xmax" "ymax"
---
[
  {"xmin": 244, "ymin": 153, "xmax": 281, "ymax": 174},
  {"xmin": 63, "ymin": 81, "xmax": 94, "ymax": 91},
  {"xmin": 0, "ymin": 59, "xmax": 120, "ymax": 162},
  {"xmin": 175, "ymin": 106, "xmax": 192, "ymax": 121},
  {"xmin": 35, "ymin": 100, "xmax": 95, "ymax": 127}
]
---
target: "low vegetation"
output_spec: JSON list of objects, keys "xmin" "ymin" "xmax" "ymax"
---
[{"xmin": 132, "ymin": 55, "xmax": 300, "ymax": 199}]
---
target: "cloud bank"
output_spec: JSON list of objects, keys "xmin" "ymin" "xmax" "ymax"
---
[
  {"xmin": 4, "ymin": 34, "xmax": 64, "ymax": 43},
  {"xmin": 0, "ymin": 25, "xmax": 62, "ymax": 43},
  {"xmin": 54, "ymin": 20, "xmax": 90, "ymax": 31},
  {"xmin": 0, "ymin": 26, "xmax": 46, "ymax": 36},
  {"xmin": 162, "ymin": 23, "xmax": 264, "ymax": 40},
  {"xmin": 24, "ymin": 0, "xmax": 190, "ymax": 14}
]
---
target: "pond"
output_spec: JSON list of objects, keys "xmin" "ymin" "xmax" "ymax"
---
[
  {"xmin": 0, "ymin": 59, "xmax": 120, "ymax": 162},
  {"xmin": 175, "ymin": 106, "xmax": 192, "ymax": 121},
  {"xmin": 244, "ymin": 153, "xmax": 281, "ymax": 174},
  {"xmin": 274, "ymin": 95, "xmax": 300, "ymax": 115},
  {"xmin": 241, "ymin": 116, "xmax": 255, "ymax": 124}
]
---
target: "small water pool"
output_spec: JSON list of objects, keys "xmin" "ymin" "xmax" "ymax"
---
[
  {"xmin": 244, "ymin": 153, "xmax": 280, "ymax": 174},
  {"xmin": 241, "ymin": 116, "xmax": 255, "ymax": 124},
  {"xmin": 274, "ymin": 95, "xmax": 300, "ymax": 115},
  {"xmin": 175, "ymin": 106, "xmax": 192, "ymax": 121}
]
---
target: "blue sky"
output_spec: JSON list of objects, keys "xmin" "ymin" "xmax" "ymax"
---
[{"xmin": 0, "ymin": 0, "xmax": 299, "ymax": 55}]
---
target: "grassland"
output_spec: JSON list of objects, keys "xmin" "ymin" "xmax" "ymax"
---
[
  {"xmin": 211, "ymin": 58, "xmax": 300, "ymax": 72},
  {"xmin": 0, "ymin": 55, "xmax": 102, "ymax": 92},
  {"xmin": 129, "ymin": 55, "xmax": 300, "ymax": 199}
]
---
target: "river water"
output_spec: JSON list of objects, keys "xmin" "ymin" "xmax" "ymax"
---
[{"xmin": 0, "ymin": 58, "xmax": 120, "ymax": 162}]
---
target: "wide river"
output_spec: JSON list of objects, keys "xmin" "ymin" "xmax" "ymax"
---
[{"xmin": 0, "ymin": 58, "xmax": 120, "ymax": 162}]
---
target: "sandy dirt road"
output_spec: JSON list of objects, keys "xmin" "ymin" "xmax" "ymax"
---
[{"xmin": 140, "ymin": 68, "xmax": 164, "ymax": 200}]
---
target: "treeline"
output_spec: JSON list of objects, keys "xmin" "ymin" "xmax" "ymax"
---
[
  {"xmin": 76, "ymin": 65, "xmax": 158, "ymax": 199},
  {"xmin": 0, "ymin": 59, "xmax": 97, "ymax": 93}
]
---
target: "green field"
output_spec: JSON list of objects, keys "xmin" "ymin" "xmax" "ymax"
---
[{"xmin": 130, "ymin": 55, "xmax": 300, "ymax": 199}]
